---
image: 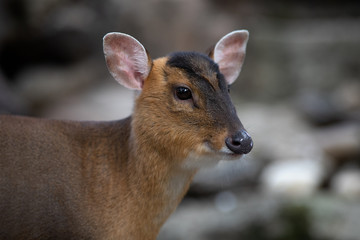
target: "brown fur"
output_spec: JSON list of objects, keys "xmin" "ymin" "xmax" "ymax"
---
[{"xmin": 0, "ymin": 42, "xmax": 250, "ymax": 239}]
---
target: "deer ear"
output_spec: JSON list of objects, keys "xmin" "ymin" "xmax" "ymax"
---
[
  {"xmin": 211, "ymin": 30, "xmax": 249, "ymax": 85},
  {"xmin": 103, "ymin": 32, "xmax": 152, "ymax": 90}
]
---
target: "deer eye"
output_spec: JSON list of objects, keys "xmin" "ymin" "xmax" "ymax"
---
[{"xmin": 175, "ymin": 87, "xmax": 192, "ymax": 100}]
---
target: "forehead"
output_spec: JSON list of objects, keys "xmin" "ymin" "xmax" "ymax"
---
[{"xmin": 166, "ymin": 52, "xmax": 225, "ymax": 89}]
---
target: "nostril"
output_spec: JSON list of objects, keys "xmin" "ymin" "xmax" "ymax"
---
[
  {"xmin": 231, "ymin": 136, "xmax": 241, "ymax": 146},
  {"xmin": 225, "ymin": 130, "xmax": 253, "ymax": 155}
]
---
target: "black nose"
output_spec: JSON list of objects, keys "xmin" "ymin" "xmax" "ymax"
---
[{"xmin": 225, "ymin": 130, "xmax": 253, "ymax": 154}]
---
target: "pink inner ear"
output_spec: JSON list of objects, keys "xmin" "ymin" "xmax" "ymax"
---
[
  {"xmin": 103, "ymin": 33, "xmax": 150, "ymax": 90},
  {"xmin": 214, "ymin": 30, "xmax": 249, "ymax": 85}
]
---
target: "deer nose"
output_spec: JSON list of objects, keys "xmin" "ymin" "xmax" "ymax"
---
[{"xmin": 225, "ymin": 129, "xmax": 253, "ymax": 154}]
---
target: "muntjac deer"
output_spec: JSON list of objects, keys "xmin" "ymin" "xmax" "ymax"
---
[{"xmin": 0, "ymin": 30, "xmax": 253, "ymax": 239}]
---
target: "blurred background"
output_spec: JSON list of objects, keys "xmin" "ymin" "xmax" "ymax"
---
[{"xmin": 1, "ymin": 0, "xmax": 360, "ymax": 239}]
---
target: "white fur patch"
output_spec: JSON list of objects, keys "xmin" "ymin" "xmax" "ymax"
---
[{"xmin": 182, "ymin": 144, "xmax": 243, "ymax": 170}]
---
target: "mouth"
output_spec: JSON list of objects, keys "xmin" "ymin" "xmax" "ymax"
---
[
  {"xmin": 202, "ymin": 141, "xmax": 245, "ymax": 160},
  {"xmin": 183, "ymin": 143, "xmax": 244, "ymax": 169},
  {"xmin": 218, "ymin": 146, "xmax": 244, "ymax": 160}
]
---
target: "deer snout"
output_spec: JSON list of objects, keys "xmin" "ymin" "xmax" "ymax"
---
[{"xmin": 225, "ymin": 129, "xmax": 253, "ymax": 154}]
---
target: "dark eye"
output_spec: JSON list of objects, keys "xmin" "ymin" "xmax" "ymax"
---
[
  {"xmin": 227, "ymin": 85, "xmax": 231, "ymax": 93},
  {"xmin": 175, "ymin": 87, "xmax": 192, "ymax": 100}
]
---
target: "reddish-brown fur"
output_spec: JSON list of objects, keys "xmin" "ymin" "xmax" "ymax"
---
[{"xmin": 0, "ymin": 31, "xmax": 252, "ymax": 239}]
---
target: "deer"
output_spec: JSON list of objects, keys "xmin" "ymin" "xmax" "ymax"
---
[{"xmin": 0, "ymin": 30, "xmax": 253, "ymax": 240}]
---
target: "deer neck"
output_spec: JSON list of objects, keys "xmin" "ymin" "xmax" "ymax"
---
[
  {"xmin": 89, "ymin": 118, "xmax": 197, "ymax": 238},
  {"xmin": 126, "ymin": 133, "xmax": 197, "ymax": 225}
]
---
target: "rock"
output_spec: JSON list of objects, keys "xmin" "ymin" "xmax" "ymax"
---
[
  {"xmin": 159, "ymin": 192, "xmax": 360, "ymax": 240},
  {"xmin": 158, "ymin": 192, "xmax": 280, "ymax": 240},
  {"xmin": 296, "ymin": 81, "xmax": 360, "ymax": 126},
  {"xmin": 295, "ymin": 90, "xmax": 344, "ymax": 126},
  {"xmin": 15, "ymin": 59, "xmax": 106, "ymax": 115},
  {"xmin": 309, "ymin": 194, "xmax": 360, "ymax": 240},
  {"xmin": 261, "ymin": 158, "xmax": 326, "ymax": 197},
  {"xmin": 214, "ymin": 191, "xmax": 238, "ymax": 213},
  {"xmin": 331, "ymin": 167, "xmax": 360, "ymax": 199},
  {"xmin": 315, "ymin": 123, "xmax": 360, "ymax": 160},
  {"xmin": 43, "ymin": 81, "xmax": 134, "ymax": 121},
  {"xmin": 332, "ymin": 80, "xmax": 360, "ymax": 112},
  {"xmin": 0, "ymin": 72, "xmax": 27, "ymax": 114},
  {"xmin": 190, "ymin": 155, "xmax": 260, "ymax": 194},
  {"xmin": 238, "ymin": 104, "xmax": 324, "ymax": 162},
  {"xmin": 230, "ymin": 104, "xmax": 332, "ymax": 197}
]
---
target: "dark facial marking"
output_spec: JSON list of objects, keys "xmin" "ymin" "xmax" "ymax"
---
[
  {"xmin": 166, "ymin": 52, "xmax": 241, "ymax": 131},
  {"xmin": 167, "ymin": 52, "xmax": 221, "ymax": 88}
]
